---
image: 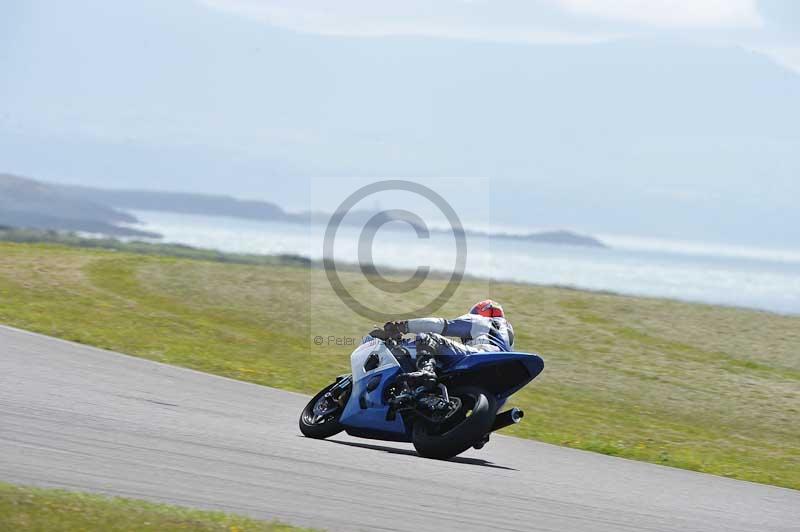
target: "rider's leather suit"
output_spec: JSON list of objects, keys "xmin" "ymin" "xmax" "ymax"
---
[{"xmin": 407, "ymin": 314, "xmax": 515, "ymax": 358}]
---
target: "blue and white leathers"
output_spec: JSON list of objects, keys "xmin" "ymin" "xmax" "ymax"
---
[
  {"xmin": 407, "ymin": 314, "xmax": 515, "ymax": 352},
  {"xmin": 338, "ymin": 335, "xmax": 544, "ymax": 442}
]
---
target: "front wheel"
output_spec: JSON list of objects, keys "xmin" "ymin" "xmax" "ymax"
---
[
  {"xmin": 412, "ymin": 386, "xmax": 497, "ymax": 459},
  {"xmin": 299, "ymin": 381, "xmax": 349, "ymax": 439}
]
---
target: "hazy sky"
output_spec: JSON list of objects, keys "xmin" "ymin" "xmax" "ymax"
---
[
  {"xmin": 200, "ymin": 0, "xmax": 800, "ymax": 69},
  {"xmin": 2, "ymin": 1, "xmax": 799, "ymax": 246}
]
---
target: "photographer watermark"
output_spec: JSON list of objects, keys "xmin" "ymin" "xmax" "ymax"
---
[
  {"xmin": 322, "ymin": 180, "xmax": 468, "ymax": 322},
  {"xmin": 312, "ymin": 335, "xmax": 375, "ymax": 347}
]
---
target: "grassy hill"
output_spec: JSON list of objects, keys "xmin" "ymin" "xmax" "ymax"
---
[{"xmin": 0, "ymin": 241, "xmax": 798, "ymax": 489}]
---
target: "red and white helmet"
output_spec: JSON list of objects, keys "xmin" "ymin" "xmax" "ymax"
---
[{"xmin": 469, "ymin": 299, "xmax": 504, "ymax": 318}]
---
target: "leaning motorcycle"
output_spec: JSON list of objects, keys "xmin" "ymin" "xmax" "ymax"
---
[{"xmin": 299, "ymin": 333, "xmax": 544, "ymax": 459}]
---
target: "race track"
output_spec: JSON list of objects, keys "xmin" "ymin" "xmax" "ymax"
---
[{"xmin": 1, "ymin": 325, "xmax": 797, "ymax": 531}]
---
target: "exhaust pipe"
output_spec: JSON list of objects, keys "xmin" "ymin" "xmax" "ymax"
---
[{"xmin": 491, "ymin": 408, "xmax": 524, "ymax": 432}]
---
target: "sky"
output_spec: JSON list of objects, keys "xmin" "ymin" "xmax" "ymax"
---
[
  {"xmin": 1, "ymin": 0, "xmax": 799, "ymax": 247},
  {"xmin": 199, "ymin": 0, "xmax": 800, "ymax": 68}
]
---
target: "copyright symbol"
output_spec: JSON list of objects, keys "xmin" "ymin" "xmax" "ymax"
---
[
  {"xmin": 323, "ymin": 180, "xmax": 467, "ymax": 322},
  {"xmin": 313, "ymin": 336, "xmax": 324, "ymax": 346}
]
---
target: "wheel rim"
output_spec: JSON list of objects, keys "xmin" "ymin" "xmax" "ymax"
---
[
  {"xmin": 426, "ymin": 391, "xmax": 479, "ymax": 436},
  {"xmin": 302, "ymin": 393, "xmax": 340, "ymax": 426}
]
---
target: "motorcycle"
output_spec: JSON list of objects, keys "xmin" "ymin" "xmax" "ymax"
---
[{"xmin": 299, "ymin": 333, "xmax": 544, "ymax": 459}]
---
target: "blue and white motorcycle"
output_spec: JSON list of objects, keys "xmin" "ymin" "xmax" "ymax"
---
[{"xmin": 299, "ymin": 332, "xmax": 544, "ymax": 459}]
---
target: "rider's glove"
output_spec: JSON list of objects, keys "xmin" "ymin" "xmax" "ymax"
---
[
  {"xmin": 369, "ymin": 327, "xmax": 388, "ymax": 340},
  {"xmin": 382, "ymin": 320, "xmax": 408, "ymax": 339}
]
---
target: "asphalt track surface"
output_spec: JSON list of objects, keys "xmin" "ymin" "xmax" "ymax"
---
[{"xmin": 1, "ymin": 325, "xmax": 798, "ymax": 531}]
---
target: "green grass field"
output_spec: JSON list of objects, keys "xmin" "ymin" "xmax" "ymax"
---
[
  {"xmin": 1, "ymin": 242, "xmax": 798, "ymax": 490},
  {"xmin": 0, "ymin": 482, "xmax": 315, "ymax": 531}
]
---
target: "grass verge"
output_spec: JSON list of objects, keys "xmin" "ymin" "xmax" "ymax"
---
[
  {"xmin": 0, "ymin": 241, "xmax": 798, "ymax": 490},
  {"xmin": 0, "ymin": 482, "xmax": 317, "ymax": 531}
]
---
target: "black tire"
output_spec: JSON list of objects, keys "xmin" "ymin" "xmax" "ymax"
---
[
  {"xmin": 299, "ymin": 381, "xmax": 348, "ymax": 439},
  {"xmin": 412, "ymin": 386, "xmax": 497, "ymax": 459}
]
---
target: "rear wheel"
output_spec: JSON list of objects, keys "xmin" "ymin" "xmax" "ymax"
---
[
  {"xmin": 299, "ymin": 381, "xmax": 349, "ymax": 439},
  {"xmin": 412, "ymin": 386, "xmax": 497, "ymax": 459}
]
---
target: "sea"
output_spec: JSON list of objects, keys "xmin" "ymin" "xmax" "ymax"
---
[{"xmin": 125, "ymin": 210, "xmax": 800, "ymax": 316}]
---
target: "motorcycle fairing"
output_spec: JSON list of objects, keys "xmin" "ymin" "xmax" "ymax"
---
[
  {"xmin": 442, "ymin": 351, "xmax": 544, "ymax": 400},
  {"xmin": 339, "ymin": 338, "xmax": 544, "ymax": 442},
  {"xmin": 339, "ymin": 340, "xmax": 410, "ymax": 440}
]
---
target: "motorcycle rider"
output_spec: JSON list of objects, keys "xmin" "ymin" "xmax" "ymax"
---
[{"xmin": 373, "ymin": 299, "xmax": 514, "ymax": 389}]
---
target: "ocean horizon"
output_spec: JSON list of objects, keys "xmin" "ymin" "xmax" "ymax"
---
[{"xmin": 124, "ymin": 209, "xmax": 800, "ymax": 316}]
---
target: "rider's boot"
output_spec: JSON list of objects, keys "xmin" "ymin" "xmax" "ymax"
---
[{"xmin": 398, "ymin": 333, "xmax": 439, "ymax": 390}]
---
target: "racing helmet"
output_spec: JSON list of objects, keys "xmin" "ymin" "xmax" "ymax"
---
[{"xmin": 469, "ymin": 299, "xmax": 504, "ymax": 318}]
